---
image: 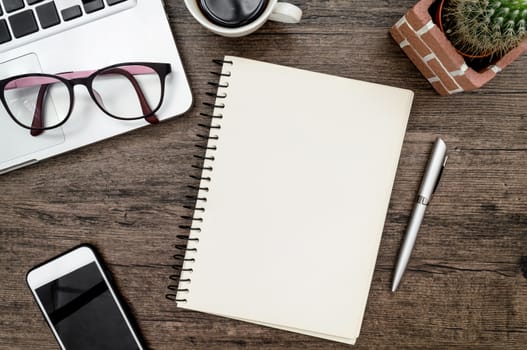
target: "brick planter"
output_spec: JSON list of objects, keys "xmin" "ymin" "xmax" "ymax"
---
[{"xmin": 390, "ymin": 0, "xmax": 527, "ymax": 96}]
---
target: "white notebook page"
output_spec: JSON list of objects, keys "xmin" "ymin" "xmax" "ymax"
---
[{"xmin": 176, "ymin": 56, "xmax": 414, "ymax": 344}]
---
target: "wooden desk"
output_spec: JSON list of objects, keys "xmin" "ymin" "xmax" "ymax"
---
[{"xmin": 1, "ymin": 1, "xmax": 526, "ymax": 349}]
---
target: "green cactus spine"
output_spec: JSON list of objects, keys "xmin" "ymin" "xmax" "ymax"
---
[{"xmin": 443, "ymin": 0, "xmax": 527, "ymax": 58}]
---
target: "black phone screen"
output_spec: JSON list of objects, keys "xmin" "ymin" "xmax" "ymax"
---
[{"xmin": 35, "ymin": 262, "xmax": 139, "ymax": 350}]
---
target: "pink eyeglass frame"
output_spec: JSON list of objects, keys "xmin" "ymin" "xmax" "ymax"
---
[{"xmin": 0, "ymin": 62, "xmax": 172, "ymax": 136}]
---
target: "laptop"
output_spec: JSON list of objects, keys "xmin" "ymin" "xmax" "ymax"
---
[{"xmin": 0, "ymin": 0, "xmax": 192, "ymax": 174}]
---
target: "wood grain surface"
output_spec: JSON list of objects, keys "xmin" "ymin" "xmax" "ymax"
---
[{"xmin": 1, "ymin": 0, "xmax": 526, "ymax": 349}]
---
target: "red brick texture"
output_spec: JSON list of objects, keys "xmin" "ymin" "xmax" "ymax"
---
[
  {"xmin": 399, "ymin": 22, "xmax": 432, "ymax": 57},
  {"xmin": 390, "ymin": 0, "xmax": 527, "ymax": 95}
]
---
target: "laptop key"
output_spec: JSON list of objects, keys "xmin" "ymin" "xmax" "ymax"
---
[
  {"xmin": 0, "ymin": 19, "xmax": 11, "ymax": 44},
  {"xmin": 27, "ymin": 0, "xmax": 45, "ymax": 4},
  {"xmin": 3, "ymin": 0, "xmax": 24, "ymax": 13},
  {"xmin": 0, "ymin": 4, "xmax": 3, "ymax": 16},
  {"xmin": 61, "ymin": 5, "xmax": 82, "ymax": 21},
  {"xmin": 9, "ymin": 10, "xmax": 38, "ymax": 38},
  {"xmin": 36, "ymin": 2, "xmax": 60, "ymax": 29},
  {"xmin": 83, "ymin": 0, "xmax": 104, "ymax": 14},
  {"xmin": 107, "ymin": 0, "xmax": 127, "ymax": 5}
]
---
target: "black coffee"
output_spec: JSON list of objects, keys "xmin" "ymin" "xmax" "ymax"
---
[{"xmin": 198, "ymin": 0, "xmax": 269, "ymax": 28}]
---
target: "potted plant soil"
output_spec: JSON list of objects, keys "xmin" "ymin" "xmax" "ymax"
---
[{"xmin": 391, "ymin": 0, "xmax": 527, "ymax": 95}]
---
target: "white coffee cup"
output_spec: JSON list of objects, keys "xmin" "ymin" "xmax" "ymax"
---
[{"xmin": 184, "ymin": 0, "xmax": 303, "ymax": 37}]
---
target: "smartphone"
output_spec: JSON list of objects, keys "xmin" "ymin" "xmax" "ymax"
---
[{"xmin": 26, "ymin": 245, "xmax": 145, "ymax": 350}]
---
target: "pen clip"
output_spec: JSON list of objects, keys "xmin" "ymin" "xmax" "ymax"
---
[{"xmin": 432, "ymin": 155, "xmax": 448, "ymax": 194}]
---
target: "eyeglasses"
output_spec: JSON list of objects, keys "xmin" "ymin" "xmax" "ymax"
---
[{"xmin": 0, "ymin": 62, "xmax": 171, "ymax": 137}]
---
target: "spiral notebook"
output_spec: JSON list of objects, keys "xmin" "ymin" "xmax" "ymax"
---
[{"xmin": 170, "ymin": 56, "xmax": 414, "ymax": 344}]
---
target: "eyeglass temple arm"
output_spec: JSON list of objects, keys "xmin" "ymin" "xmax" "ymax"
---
[
  {"xmin": 4, "ymin": 67, "xmax": 155, "ymax": 91},
  {"xmin": 30, "ymin": 84, "xmax": 48, "ymax": 137},
  {"xmin": 101, "ymin": 68, "xmax": 160, "ymax": 125}
]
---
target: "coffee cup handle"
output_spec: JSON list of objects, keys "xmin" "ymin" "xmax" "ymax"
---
[{"xmin": 268, "ymin": 2, "xmax": 302, "ymax": 24}]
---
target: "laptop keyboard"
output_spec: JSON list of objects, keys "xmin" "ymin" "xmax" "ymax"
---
[{"xmin": 0, "ymin": 0, "xmax": 133, "ymax": 52}]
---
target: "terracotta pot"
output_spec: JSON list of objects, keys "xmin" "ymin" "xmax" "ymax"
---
[
  {"xmin": 390, "ymin": 0, "xmax": 527, "ymax": 95},
  {"xmin": 434, "ymin": 0, "xmax": 445, "ymax": 30}
]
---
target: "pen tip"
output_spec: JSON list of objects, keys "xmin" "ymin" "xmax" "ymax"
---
[{"xmin": 391, "ymin": 280, "xmax": 399, "ymax": 293}]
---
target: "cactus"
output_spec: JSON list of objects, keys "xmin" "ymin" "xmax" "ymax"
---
[{"xmin": 443, "ymin": 0, "xmax": 527, "ymax": 58}]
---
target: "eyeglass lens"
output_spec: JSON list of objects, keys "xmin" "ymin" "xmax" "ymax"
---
[
  {"xmin": 92, "ymin": 65, "xmax": 162, "ymax": 119},
  {"xmin": 4, "ymin": 76, "xmax": 70, "ymax": 130}
]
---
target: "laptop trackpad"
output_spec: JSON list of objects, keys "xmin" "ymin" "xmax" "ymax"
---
[{"xmin": 0, "ymin": 54, "xmax": 66, "ymax": 165}]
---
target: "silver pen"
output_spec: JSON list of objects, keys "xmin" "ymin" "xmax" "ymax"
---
[{"xmin": 391, "ymin": 138, "xmax": 448, "ymax": 292}]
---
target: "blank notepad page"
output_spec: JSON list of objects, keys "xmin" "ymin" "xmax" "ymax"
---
[{"xmin": 176, "ymin": 56, "xmax": 414, "ymax": 344}]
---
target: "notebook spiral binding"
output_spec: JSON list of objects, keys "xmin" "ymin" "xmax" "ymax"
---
[{"xmin": 166, "ymin": 59, "xmax": 233, "ymax": 303}]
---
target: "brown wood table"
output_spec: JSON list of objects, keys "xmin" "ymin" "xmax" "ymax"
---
[{"xmin": 1, "ymin": 1, "xmax": 526, "ymax": 349}]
